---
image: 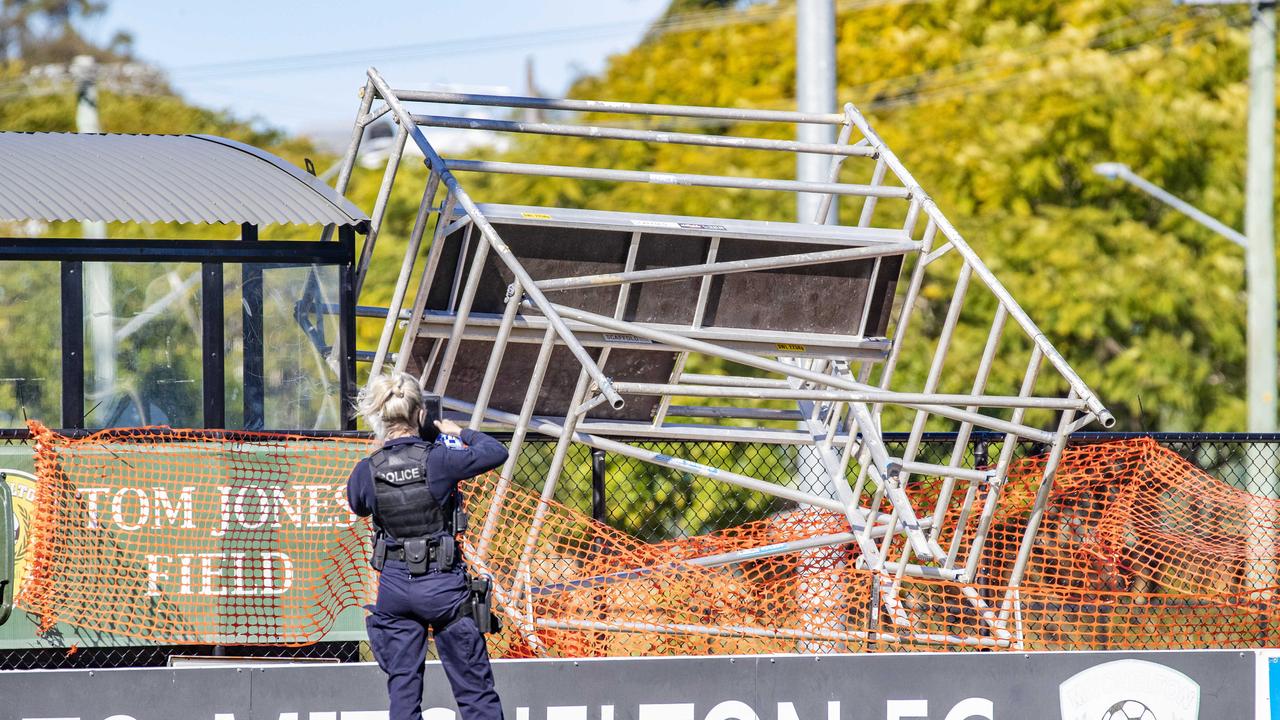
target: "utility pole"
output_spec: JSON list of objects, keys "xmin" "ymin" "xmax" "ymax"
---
[
  {"xmin": 1246, "ymin": 1, "xmax": 1277, "ymax": 434},
  {"xmin": 794, "ymin": 1, "xmax": 842, "ymax": 653},
  {"xmin": 1177, "ymin": 1, "xmax": 1278, "ymax": 598},
  {"xmin": 1177, "ymin": 1, "xmax": 1277, "ymax": 433},
  {"xmin": 72, "ymin": 55, "xmax": 114, "ymax": 419},
  {"xmin": 796, "ymin": 0, "xmax": 837, "ymax": 224}
]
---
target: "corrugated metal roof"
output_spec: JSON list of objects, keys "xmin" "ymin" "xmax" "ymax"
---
[{"xmin": 0, "ymin": 132, "xmax": 369, "ymax": 228}]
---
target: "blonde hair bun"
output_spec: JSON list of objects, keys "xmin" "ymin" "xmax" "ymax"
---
[{"xmin": 357, "ymin": 373, "xmax": 423, "ymax": 439}]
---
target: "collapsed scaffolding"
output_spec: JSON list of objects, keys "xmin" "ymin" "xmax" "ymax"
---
[{"xmin": 330, "ymin": 68, "xmax": 1114, "ymax": 651}]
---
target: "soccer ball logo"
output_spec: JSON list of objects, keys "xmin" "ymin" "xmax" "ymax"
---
[{"xmin": 1101, "ymin": 700, "xmax": 1157, "ymax": 720}]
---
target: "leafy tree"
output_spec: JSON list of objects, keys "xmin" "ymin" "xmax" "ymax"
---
[
  {"xmin": 358, "ymin": 0, "xmax": 1258, "ymax": 433},
  {"xmin": 0, "ymin": 0, "xmax": 131, "ymax": 63}
]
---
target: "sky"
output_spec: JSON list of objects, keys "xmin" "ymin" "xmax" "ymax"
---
[{"xmin": 89, "ymin": 0, "xmax": 671, "ymax": 147}]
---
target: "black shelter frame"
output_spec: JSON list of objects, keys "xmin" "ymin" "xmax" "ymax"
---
[
  {"xmin": 0, "ymin": 131, "xmax": 372, "ymax": 434},
  {"xmin": 1, "ymin": 224, "xmax": 360, "ymax": 432}
]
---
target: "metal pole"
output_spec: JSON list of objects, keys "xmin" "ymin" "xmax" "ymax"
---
[
  {"xmin": 241, "ymin": 224, "xmax": 264, "ymax": 429},
  {"xmin": 201, "ymin": 264, "xmax": 224, "ymax": 428},
  {"xmin": 391, "ymin": 88, "xmax": 846, "ymax": 124},
  {"xmin": 410, "ymin": 113, "xmax": 872, "ymax": 156},
  {"xmin": 591, "ymin": 449, "xmax": 607, "ymax": 523},
  {"xmin": 797, "ymin": 0, "xmax": 838, "ymax": 223},
  {"xmin": 1247, "ymin": 1, "xmax": 1277, "ymax": 434},
  {"xmin": 73, "ymin": 56, "xmax": 113, "ymax": 423},
  {"xmin": 1093, "ymin": 163, "xmax": 1248, "ymax": 248},
  {"xmin": 532, "ymin": 242, "xmax": 918, "ymax": 292},
  {"xmin": 444, "ymin": 158, "xmax": 905, "ymax": 199}
]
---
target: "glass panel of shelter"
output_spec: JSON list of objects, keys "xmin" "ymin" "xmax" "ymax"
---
[
  {"xmin": 223, "ymin": 264, "xmax": 342, "ymax": 432},
  {"xmin": 0, "ymin": 261, "xmax": 61, "ymax": 427},
  {"xmin": 58, "ymin": 260, "xmax": 345, "ymax": 432},
  {"xmin": 82, "ymin": 261, "xmax": 203, "ymax": 428}
]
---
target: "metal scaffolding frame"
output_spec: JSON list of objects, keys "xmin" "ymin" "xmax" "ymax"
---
[{"xmin": 332, "ymin": 68, "xmax": 1113, "ymax": 651}]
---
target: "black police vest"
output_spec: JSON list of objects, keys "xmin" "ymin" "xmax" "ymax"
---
[{"xmin": 369, "ymin": 442, "xmax": 452, "ymax": 541}]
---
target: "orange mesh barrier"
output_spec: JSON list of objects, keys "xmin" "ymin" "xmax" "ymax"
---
[
  {"xmin": 19, "ymin": 424, "xmax": 1280, "ymax": 653},
  {"xmin": 465, "ymin": 437, "xmax": 1280, "ymax": 655}
]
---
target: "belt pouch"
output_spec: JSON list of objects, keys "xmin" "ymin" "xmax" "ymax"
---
[
  {"xmin": 404, "ymin": 538, "xmax": 430, "ymax": 575},
  {"xmin": 437, "ymin": 535, "xmax": 456, "ymax": 569}
]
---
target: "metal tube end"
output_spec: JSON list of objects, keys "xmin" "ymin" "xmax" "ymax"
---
[
  {"xmin": 1099, "ymin": 411, "xmax": 1117, "ymax": 428},
  {"xmin": 610, "ymin": 397, "xmax": 625, "ymax": 410},
  {"xmin": 1091, "ymin": 162, "xmax": 1129, "ymax": 180}
]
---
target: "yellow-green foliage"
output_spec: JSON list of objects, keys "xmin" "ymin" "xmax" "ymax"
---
[{"xmin": 348, "ymin": 0, "xmax": 1258, "ymax": 432}]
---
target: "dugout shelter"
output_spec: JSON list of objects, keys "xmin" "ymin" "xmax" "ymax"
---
[{"xmin": 0, "ymin": 131, "xmax": 368, "ymax": 434}]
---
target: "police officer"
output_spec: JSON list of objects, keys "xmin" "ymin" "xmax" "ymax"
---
[{"xmin": 347, "ymin": 372, "xmax": 508, "ymax": 720}]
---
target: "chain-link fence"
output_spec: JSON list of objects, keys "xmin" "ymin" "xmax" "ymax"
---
[
  {"xmin": 517, "ymin": 431, "xmax": 1280, "ymax": 545},
  {"xmin": 3, "ymin": 431, "xmax": 1280, "ymax": 669}
]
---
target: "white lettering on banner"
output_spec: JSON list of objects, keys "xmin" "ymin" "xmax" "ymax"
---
[
  {"xmin": 602, "ymin": 707, "xmax": 614, "ymax": 720},
  {"xmin": 888, "ymin": 699, "xmax": 930, "ymax": 720},
  {"xmin": 943, "ymin": 698, "xmax": 993, "ymax": 720},
  {"xmin": 547, "ymin": 707, "xmax": 588, "ymax": 720},
  {"xmin": 263, "ymin": 552, "xmax": 294, "ymax": 595},
  {"xmin": 80, "ymin": 483, "xmax": 353, "ymax": 536},
  {"xmin": 111, "ymin": 488, "xmax": 149, "ymax": 530},
  {"xmin": 144, "ymin": 552, "xmax": 294, "ymax": 597},
  {"xmin": 81, "ymin": 487, "xmax": 110, "ymax": 528},
  {"xmin": 516, "ymin": 709, "xmax": 529, "ymax": 720},
  {"xmin": 103, "ymin": 716, "xmax": 138, "ymax": 720},
  {"xmin": 422, "ymin": 710, "xmax": 457, "ymax": 720},
  {"xmin": 228, "ymin": 552, "xmax": 248, "ymax": 595},
  {"xmin": 307, "ymin": 485, "xmax": 333, "ymax": 527},
  {"xmin": 232, "ymin": 488, "xmax": 272, "ymax": 530},
  {"xmin": 180, "ymin": 554, "xmax": 194, "ymax": 594},
  {"xmin": 200, "ymin": 553, "xmax": 228, "ymax": 596},
  {"xmin": 145, "ymin": 554, "xmax": 171, "ymax": 595},
  {"xmin": 777, "ymin": 701, "xmax": 841, "ymax": 720},
  {"xmin": 639, "ymin": 704, "xmax": 696, "ymax": 720},
  {"xmin": 705, "ymin": 701, "xmax": 760, "ymax": 720},
  {"xmin": 83, "ymin": 487, "xmax": 196, "ymax": 530},
  {"xmin": 213, "ymin": 484, "xmax": 352, "ymax": 537},
  {"xmin": 214, "ymin": 486, "xmax": 235, "ymax": 536},
  {"xmin": 155, "ymin": 486, "xmax": 196, "ymax": 528}
]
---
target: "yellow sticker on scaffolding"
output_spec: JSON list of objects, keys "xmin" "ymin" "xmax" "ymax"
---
[
  {"xmin": 521, "ymin": 212, "xmax": 552, "ymax": 220},
  {"xmin": 776, "ymin": 343, "xmax": 806, "ymax": 352}
]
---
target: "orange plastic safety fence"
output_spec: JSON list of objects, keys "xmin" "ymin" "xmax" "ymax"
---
[
  {"xmin": 19, "ymin": 423, "xmax": 1280, "ymax": 654},
  {"xmin": 462, "ymin": 437, "xmax": 1280, "ymax": 656}
]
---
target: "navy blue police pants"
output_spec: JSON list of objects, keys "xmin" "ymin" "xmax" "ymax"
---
[{"xmin": 365, "ymin": 562, "xmax": 504, "ymax": 720}]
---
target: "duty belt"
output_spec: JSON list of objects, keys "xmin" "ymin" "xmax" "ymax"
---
[{"xmin": 372, "ymin": 533, "xmax": 458, "ymax": 575}]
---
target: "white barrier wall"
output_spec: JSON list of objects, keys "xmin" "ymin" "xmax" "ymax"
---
[{"xmin": 1, "ymin": 649, "xmax": 1263, "ymax": 720}]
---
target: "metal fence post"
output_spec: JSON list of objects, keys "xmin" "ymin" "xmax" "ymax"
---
[
  {"xmin": 592, "ymin": 448, "xmax": 607, "ymax": 524},
  {"xmin": 974, "ymin": 440, "xmax": 989, "ymax": 469}
]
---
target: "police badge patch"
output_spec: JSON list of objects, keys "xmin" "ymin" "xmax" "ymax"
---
[{"xmin": 1059, "ymin": 659, "xmax": 1200, "ymax": 720}]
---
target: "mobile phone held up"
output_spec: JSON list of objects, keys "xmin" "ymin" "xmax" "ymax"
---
[{"xmin": 419, "ymin": 393, "xmax": 443, "ymax": 442}]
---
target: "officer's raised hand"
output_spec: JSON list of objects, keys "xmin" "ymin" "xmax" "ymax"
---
[{"xmin": 434, "ymin": 418, "xmax": 463, "ymax": 436}]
